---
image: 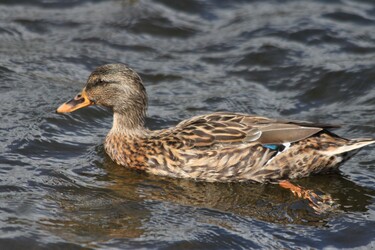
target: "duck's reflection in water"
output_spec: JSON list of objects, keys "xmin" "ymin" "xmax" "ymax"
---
[{"xmin": 41, "ymin": 155, "xmax": 375, "ymax": 245}]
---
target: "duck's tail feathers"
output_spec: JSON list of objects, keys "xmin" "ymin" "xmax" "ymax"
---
[{"xmin": 323, "ymin": 138, "xmax": 375, "ymax": 156}]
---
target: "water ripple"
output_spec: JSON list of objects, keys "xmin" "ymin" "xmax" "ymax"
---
[{"xmin": 0, "ymin": 0, "xmax": 375, "ymax": 248}]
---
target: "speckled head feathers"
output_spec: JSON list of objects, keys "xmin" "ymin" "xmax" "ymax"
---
[
  {"xmin": 86, "ymin": 64, "xmax": 144, "ymax": 91},
  {"xmin": 84, "ymin": 64, "xmax": 148, "ymax": 127}
]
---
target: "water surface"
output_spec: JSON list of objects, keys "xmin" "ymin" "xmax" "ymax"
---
[{"xmin": 0, "ymin": 0, "xmax": 375, "ymax": 249}]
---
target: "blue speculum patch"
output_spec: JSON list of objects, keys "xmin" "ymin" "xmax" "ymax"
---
[{"xmin": 263, "ymin": 144, "xmax": 279, "ymax": 150}]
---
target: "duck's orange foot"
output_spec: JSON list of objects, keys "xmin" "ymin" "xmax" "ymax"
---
[{"xmin": 279, "ymin": 180, "xmax": 336, "ymax": 213}]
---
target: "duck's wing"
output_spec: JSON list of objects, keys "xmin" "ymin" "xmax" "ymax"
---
[{"xmin": 170, "ymin": 112, "xmax": 339, "ymax": 147}]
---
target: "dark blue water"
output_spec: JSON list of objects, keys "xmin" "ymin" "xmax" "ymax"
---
[{"xmin": 0, "ymin": 0, "xmax": 375, "ymax": 249}]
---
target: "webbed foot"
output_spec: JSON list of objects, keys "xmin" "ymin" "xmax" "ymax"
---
[{"xmin": 279, "ymin": 180, "xmax": 336, "ymax": 213}]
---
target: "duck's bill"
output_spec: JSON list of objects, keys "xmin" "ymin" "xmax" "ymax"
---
[{"xmin": 56, "ymin": 89, "xmax": 94, "ymax": 113}]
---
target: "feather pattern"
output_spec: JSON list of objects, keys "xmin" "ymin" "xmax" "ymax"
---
[
  {"xmin": 57, "ymin": 64, "xmax": 375, "ymax": 183},
  {"xmin": 104, "ymin": 112, "xmax": 375, "ymax": 182}
]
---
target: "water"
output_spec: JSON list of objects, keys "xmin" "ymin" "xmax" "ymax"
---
[{"xmin": 0, "ymin": 0, "xmax": 375, "ymax": 248}]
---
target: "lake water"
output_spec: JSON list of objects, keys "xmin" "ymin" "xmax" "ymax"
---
[{"xmin": 0, "ymin": 0, "xmax": 375, "ymax": 249}]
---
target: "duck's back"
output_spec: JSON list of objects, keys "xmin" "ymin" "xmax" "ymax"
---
[{"xmin": 105, "ymin": 112, "xmax": 375, "ymax": 182}]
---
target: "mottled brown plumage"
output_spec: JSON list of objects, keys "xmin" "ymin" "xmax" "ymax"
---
[{"xmin": 57, "ymin": 63, "xmax": 375, "ymax": 183}]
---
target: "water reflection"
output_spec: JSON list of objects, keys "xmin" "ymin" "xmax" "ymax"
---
[{"xmin": 40, "ymin": 152, "xmax": 375, "ymax": 246}]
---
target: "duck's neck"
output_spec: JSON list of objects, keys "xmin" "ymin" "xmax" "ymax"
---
[{"xmin": 110, "ymin": 112, "xmax": 147, "ymax": 137}]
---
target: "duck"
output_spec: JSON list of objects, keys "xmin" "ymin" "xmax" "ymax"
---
[{"xmin": 57, "ymin": 63, "xmax": 374, "ymax": 209}]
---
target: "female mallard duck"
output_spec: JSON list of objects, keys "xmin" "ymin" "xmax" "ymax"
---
[{"xmin": 57, "ymin": 64, "xmax": 374, "ymax": 208}]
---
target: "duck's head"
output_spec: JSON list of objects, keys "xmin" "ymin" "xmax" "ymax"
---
[{"xmin": 57, "ymin": 64, "xmax": 148, "ymax": 128}]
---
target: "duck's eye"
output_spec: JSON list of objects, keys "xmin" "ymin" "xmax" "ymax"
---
[
  {"xmin": 97, "ymin": 79, "xmax": 110, "ymax": 85},
  {"xmin": 90, "ymin": 78, "xmax": 110, "ymax": 88}
]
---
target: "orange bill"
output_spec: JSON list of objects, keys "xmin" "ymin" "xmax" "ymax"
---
[{"xmin": 56, "ymin": 89, "xmax": 94, "ymax": 113}]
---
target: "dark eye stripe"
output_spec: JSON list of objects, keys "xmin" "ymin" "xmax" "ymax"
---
[
  {"xmin": 86, "ymin": 76, "xmax": 121, "ymax": 91},
  {"xmin": 88, "ymin": 79, "xmax": 109, "ymax": 88}
]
